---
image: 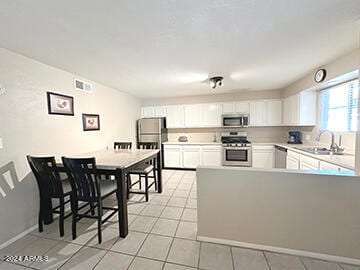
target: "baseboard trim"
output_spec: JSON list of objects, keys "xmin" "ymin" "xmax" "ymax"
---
[
  {"xmin": 0, "ymin": 225, "xmax": 37, "ymax": 251},
  {"xmin": 197, "ymin": 235, "xmax": 360, "ymax": 266}
]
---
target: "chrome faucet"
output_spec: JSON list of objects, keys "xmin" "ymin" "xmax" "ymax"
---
[{"xmin": 315, "ymin": 130, "xmax": 344, "ymax": 153}]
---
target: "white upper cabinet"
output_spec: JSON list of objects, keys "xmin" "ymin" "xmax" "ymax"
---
[
  {"xmin": 290, "ymin": 94, "xmax": 300, "ymax": 124},
  {"xmin": 282, "ymin": 98, "xmax": 291, "ymax": 125},
  {"xmin": 221, "ymin": 102, "xmax": 236, "ymax": 114},
  {"xmin": 222, "ymin": 101, "xmax": 249, "ymax": 114},
  {"xmin": 141, "ymin": 107, "xmax": 155, "ymax": 118},
  {"xmin": 166, "ymin": 105, "xmax": 184, "ymax": 128},
  {"xmin": 283, "ymin": 91, "xmax": 316, "ymax": 126},
  {"xmin": 203, "ymin": 103, "xmax": 221, "ymax": 127},
  {"xmin": 235, "ymin": 102, "xmax": 250, "ymax": 113},
  {"xmin": 184, "ymin": 104, "xmax": 203, "ymax": 127},
  {"xmin": 142, "ymin": 106, "xmax": 166, "ymax": 118},
  {"xmin": 265, "ymin": 100, "xmax": 282, "ymax": 125},
  {"xmin": 142, "ymin": 91, "xmax": 315, "ymax": 127},
  {"xmin": 154, "ymin": 106, "xmax": 167, "ymax": 117},
  {"xmin": 249, "ymin": 101, "xmax": 265, "ymax": 126}
]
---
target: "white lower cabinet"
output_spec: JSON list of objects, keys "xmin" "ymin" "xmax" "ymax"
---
[
  {"xmin": 164, "ymin": 145, "xmax": 183, "ymax": 168},
  {"xmin": 202, "ymin": 146, "xmax": 222, "ymax": 166},
  {"xmin": 319, "ymin": 161, "xmax": 340, "ymax": 171},
  {"xmin": 164, "ymin": 144, "xmax": 222, "ymax": 168},
  {"xmin": 252, "ymin": 145, "xmax": 274, "ymax": 168},
  {"xmin": 300, "ymin": 162, "xmax": 318, "ymax": 170},
  {"xmin": 183, "ymin": 146, "xmax": 202, "ymax": 168},
  {"xmin": 319, "ymin": 161, "xmax": 353, "ymax": 173},
  {"xmin": 299, "ymin": 154, "xmax": 319, "ymax": 170},
  {"xmin": 286, "ymin": 150, "xmax": 300, "ymax": 170},
  {"xmin": 286, "ymin": 156, "xmax": 299, "ymax": 169}
]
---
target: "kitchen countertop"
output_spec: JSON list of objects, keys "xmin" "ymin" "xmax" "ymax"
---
[
  {"xmin": 163, "ymin": 141, "xmax": 355, "ymax": 171},
  {"xmin": 252, "ymin": 142, "xmax": 355, "ymax": 171},
  {"xmin": 163, "ymin": 141, "xmax": 222, "ymax": 145}
]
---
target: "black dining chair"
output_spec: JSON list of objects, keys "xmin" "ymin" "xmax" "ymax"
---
[
  {"xmin": 137, "ymin": 142, "xmax": 158, "ymax": 150},
  {"xmin": 114, "ymin": 142, "xmax": 132, "ymax": 150},
  {"xmin": 127, "ymin": 142, "xmax": 158, "ymax": 201},
  {"xmin": 62, "ymin": 157, "xmax": 118, "ymax": 243},
  {"xmin": 27, "ymin": 155, "xmax": 73, "ymax": 237}
]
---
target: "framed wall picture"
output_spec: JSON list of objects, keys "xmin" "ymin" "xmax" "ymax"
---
[
  {"xmin": 47, "ymin": 91, "xmax": 74, "ymax": 116},
  {"xmin": 82, "ymin": 114, "xmax": 100, "ymax": 131}
]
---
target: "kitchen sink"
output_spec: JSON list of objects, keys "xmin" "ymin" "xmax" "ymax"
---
[{"xmin": 295, "ymin": 147, "xmax": 347, "ymax": 155}]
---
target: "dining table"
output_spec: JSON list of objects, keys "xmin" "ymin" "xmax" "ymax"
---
[{"xmin": 40, "ymin": 148, "xmax": 162, "ymax": 239}]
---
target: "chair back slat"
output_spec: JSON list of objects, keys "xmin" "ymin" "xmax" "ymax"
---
[
  {"xmin": 62, "ymin": 157, "xmax": 100, "ymax": 202},
  {"xmin": 138, "ymin": 142, "xmax": 158, "ymax": 149},
  {"xmin": 27, "ymin": 156, "xmax": 63, "ymax": 196},
  {"xmin": 114, "ymin": 142, "xmax": 132, "ymax": 149}
]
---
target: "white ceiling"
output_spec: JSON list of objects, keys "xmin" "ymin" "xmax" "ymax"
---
[{"xmin": 0, "ymin": 0, "xmax": 359, "ymax": 98}]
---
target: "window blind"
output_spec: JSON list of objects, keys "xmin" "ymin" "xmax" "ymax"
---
[{"xmin": 319, "ymin": 79, "xmax": 359, "ymax": 132}]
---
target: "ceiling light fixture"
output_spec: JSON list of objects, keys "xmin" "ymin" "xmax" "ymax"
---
[{"xmin": 209, "ymin": 76, "xmax": 224, "ymax": 90}]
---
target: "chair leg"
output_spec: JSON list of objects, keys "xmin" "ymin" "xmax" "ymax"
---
[
  {"xmin": 139, "ymin": 174, "xmax": 142, "ymax": 189},
  {"xmin": 153, "ymin": 169, "xmax": 158, "ymax": 191},
  {"xmin": 38, "ymin": 211, "xmax": 43, "ymax": 233},
  {"xmin": 59, "ymin": 197, "xmax": 65, "ymax": 237},
  {"xmin": 97, "ymin": 203, "xmax": 103, "ymax": 244},
  {"xmin": 126, "ymin": 174, "xmax": 130, "ymax": 200},
  {"xmin": 71, "ymin": 195, "xmax": 78, "ymax": 240},
  {"xmin": 145, "ymin": 174, "xmax": 149, "ymax": 202},
  {"xmin": 89, "ymin": 202, "xmax": 95, "ymax": 215}
]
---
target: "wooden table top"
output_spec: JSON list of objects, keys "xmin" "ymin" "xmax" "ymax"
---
[{"xmin": 56, "ymin": 149, "xmax": 160, "ymax": 170}]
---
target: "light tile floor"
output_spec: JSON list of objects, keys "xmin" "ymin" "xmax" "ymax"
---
[{"xmin": 0, "ymin": 169, "xmax": 359, "ymax": 270}]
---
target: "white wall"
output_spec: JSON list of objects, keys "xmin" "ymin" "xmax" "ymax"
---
[
  {"xmin": 0, "ymin": 48, "xmax": 141, "ymax": 244},
  {"xmin": 281, "ymin": 49, "xmax": 360, "ymax": 153},
  {"xmin": 197, "ymin": 166, "xmax": 360, "ymax": 264},
  {"xmin": 141, "ymin": 89, "xmax": 282, "ymax": 106}
]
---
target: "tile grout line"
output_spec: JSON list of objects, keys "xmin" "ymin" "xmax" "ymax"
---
[
  {"xmin": 198, "ymin": 241, "xmax": 202, "ymax": 269},
  {"xmin": 126, "ymin": 172, "xmax": 182, "ymax": 270},
  {"xmin": 262, "ymin": 251, "xmax": 272, "ymax": 270},
  {"xmin": 299, "ymin": 256, "xmax": 308, "ymax": 270},
  {"xmin": 161, "ymin": 171, "xmax": 190, "ymax": 270},
  {"xmin": 90, "ymin": 195, "xmax": 144, "ymax": 270},
  {"xmin": 57, "ymin": 191, "xmax": 142, "ymax": 269},
  {"xmin": 229, "ymin": 245, "xmax": 235, "ymax": 270}
]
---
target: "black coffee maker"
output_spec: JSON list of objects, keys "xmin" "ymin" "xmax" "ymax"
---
[{"xmin": 288, "ymin": 131, "xmax": 302, "ymax": 144}]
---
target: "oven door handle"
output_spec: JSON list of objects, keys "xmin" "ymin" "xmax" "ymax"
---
[{"xmin": 223, "ymin": 147, "xmax": 252, "ymax": 150}]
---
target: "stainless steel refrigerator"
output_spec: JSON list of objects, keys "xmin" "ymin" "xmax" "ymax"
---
[{"xmin": 137, "ymin": 117, "xmax": 168, "ymax": 166}]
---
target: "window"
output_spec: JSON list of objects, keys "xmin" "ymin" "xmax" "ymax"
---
[{"xmin": 319, "ymin": 79, "xmax": 359, "ymax": 132}]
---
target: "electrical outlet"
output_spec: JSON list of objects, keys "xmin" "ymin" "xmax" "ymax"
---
[{"xmin": 0, "ymin": 138, "xmax": 3, "ymax": 149}]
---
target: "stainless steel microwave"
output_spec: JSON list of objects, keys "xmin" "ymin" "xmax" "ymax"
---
[{"xmin": 221, "ymin": 114, "xmax": 249, "ymax": 127}]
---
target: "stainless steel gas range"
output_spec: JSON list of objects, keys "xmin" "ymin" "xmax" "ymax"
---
[{"xmin": 221, "ymin": 131, "xmax": 252, "ymax": 167}]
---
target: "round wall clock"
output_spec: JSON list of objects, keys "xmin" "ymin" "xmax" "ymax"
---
[{"xmin": 314, "ymin": 69, "xmax": 327, "ymax": 83}]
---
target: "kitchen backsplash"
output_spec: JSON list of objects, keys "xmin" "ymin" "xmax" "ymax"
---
[{"xmin": 167, "ymin": 126, "xmax": 356, "ymax": 154}]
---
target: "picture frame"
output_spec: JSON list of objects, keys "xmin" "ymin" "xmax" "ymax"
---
[
  {"xmin": 47, "ymin": 91, "xmax": 74, "ymax": 116},
  {"xmin": 82, "ymin": 113, "xmax": 100, "ymax": 131}
]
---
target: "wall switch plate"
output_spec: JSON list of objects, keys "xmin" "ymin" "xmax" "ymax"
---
[{"xmin": 0, "ymin": 138, "xmax": 3, "ymax": 149}]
